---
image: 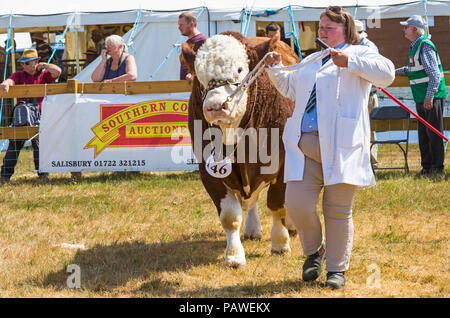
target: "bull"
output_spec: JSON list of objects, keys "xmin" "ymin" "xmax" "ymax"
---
[{"xmin": 181, "ymin": 32, "xmax": 298, "ymax": 267}]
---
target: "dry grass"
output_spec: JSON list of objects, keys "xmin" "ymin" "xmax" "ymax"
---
[{"xmin": 0, "ymin": 147, "xmax": 448, "ymax": 298}]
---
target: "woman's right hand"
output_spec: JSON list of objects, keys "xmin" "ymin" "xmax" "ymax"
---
[
  {"xmin": 100, "ymin": 49, "xmax": 108, "ymax": 63},
  {"xmin": 264, "ymin": 52, "xmax": 281, "ymax": 67}
]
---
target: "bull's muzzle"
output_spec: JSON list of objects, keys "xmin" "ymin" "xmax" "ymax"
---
[{"xmin": 203, "ymin": 100, "xmax": 232, "ymax": 124}]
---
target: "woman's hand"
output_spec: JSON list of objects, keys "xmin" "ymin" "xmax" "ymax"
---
[
  {"xmin": 264, "ymin": 52, "xmax": 281, "ymax": 67},
  {"xmin": 100, "ymin": 49, "xmax": 108, "ymax": 63},
  {"xmin": 330, "ymin": 49, "xmax": 348, "ymax": 67}
]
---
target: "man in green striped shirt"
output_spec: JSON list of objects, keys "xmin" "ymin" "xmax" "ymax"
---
[{"xmin": 396, "ymin": 15, "xmax": 447, "ymax": 175}]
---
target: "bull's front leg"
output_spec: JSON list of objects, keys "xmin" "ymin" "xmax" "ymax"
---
[{"xmin": 220, "ymin": 191, "xmax": 246, "ymax": 268}]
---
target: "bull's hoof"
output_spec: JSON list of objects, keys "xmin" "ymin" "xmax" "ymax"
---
[
  {"xmin": 225, "ymin": 258, "xmax": 246, "ymax": 269},
  {"xmin": 271, "ymin": 245, "xmax": 291, "ymax": 255},
  {"xmin": 288, "ymin": 229, "xmax": 298, "ymax": 237},
  {"xmin": 243, "ymin": 233, "xmax": 262, "ymax": 241},
  {"xmin": 225, "ymin": 256, "xmax": 246, "ymax": 268},
  {"xmin": 227, "ymin": 261, "xmax": 246, "ymax": 269}
]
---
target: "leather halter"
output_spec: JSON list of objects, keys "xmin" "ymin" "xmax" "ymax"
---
[{"xmin": 201, "ymin": 79, "xmax": 240, "ymax": 101}]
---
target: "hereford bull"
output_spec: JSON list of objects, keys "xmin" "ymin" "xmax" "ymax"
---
[{"xmin": 182, "ymin": 32, "xmax": 296, "ymax": 268}]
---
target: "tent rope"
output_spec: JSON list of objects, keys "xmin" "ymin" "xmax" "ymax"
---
[
  {"xmin": 148, "ymin": 6, "xmax": 206, "ymax": 80},
  {"xmin": 0, "ymin": 13, "xmax": 13, "ymax": 126},
  {"xmin": 287, "ymin": 5, "xmax": 302, "ymax": 60},
  {"xmin": 240, "ymin": 6, "xmax": 249, "ymax": 35},
  {"xmin": 127, "ymin": 9, "xmax": 144, "ymax": 56},
  {"xmin": 46, "ymin": 12, "xmax": 77, "ymax": 63},
  {"xmin": 423, "ymin": 0, "xmax": 431, "ymax": 37},
  {"xmin": 241, "ymin": 0, "xmax": 256, "ymax": 37}
]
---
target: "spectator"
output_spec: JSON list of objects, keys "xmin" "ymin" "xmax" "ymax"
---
[
  {"xmin": 91, "ymin": 29, "xmax": 105, "ymax": 56},
  {"xmin": 31, "ymin": 33, "xmax": 55, "ymax": 64},
  {"xmin": 178, "ymin": 11, "xmax": 207, "ymax": 82},
  {"xmin": 264, "ymin": 6, "xmax": 394, "ymax": 289},
  {"xmin": 0, "ymin": 49, "xmax": 61, "ymax": 183},
  {"xmin": 91, "ymin": 35, "xmax": 137, "ymax": 83},
  {"xmin": 396, "ymin": 15, "xmax": 447, "ymax": 175},
  {"xmin": 355, "ymin": 19, "xmax": 380, "ymax": 166},
  {"xmin": 265, "ymin": 22, "xmax": 281, "ymax": 39}
]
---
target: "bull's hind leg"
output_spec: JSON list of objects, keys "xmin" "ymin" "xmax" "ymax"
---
[
  {"xmin": 267, "ymin": 177, "xmax": 290, "ymax": 255},
  {"xmin": 244, "ymin": 202, "xmax": 262, "ymax": 240},
  {"xmin": 220, "ymin": 190, "xmax": 246, "ymax": 268},
  {"xmin": 270, "ymin": 207, "xmax": 291, "ymax": 254}
]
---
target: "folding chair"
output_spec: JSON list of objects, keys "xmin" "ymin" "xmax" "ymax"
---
[{"xmin": 370, "ymin": 106, "xmax": 410, "ymax": 175}]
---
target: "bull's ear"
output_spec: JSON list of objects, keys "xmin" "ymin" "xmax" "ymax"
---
[
  {"xmin": 254, "ymin": 33, "xmax": 280, "ymax": 61},
  {"xmin": 181, "ymin": 42, "xmax": 196, "ymax": 75}
]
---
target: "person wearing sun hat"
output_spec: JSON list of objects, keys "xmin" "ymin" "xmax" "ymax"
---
[
  {"xmin": 396, "ymin": 15, "xmax": 447, "ymax": 176},
  {"xmin": 0, "ymin": 48, "xmax": 61, "ymax": 183}
]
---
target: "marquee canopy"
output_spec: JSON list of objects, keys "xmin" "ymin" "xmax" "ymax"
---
[{"xmin": 1, "ymin": 1, "xmax": 449, "ymax": 28}]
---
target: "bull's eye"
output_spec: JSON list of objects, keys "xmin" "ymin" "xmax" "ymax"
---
[{"xmin": 237, "ymin": 67, "xmax": 243, "ymax": 73}]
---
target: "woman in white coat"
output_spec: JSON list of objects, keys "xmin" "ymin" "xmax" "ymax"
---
[{"xmin": 265, "ymin": 6, "xmax": 395, "ymax": 289}]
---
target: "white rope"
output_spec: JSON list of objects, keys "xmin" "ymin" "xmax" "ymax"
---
[{"xmin": 124, "ymin": 81, "xmax": 127, "ymax": 95}]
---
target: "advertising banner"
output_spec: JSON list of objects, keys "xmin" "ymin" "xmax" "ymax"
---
[{"xmin": 39, "ymin": 93, "xmax": 198, "ymax": 172}]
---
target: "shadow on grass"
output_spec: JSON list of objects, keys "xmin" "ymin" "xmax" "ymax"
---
[
  {"xmin": 374, "ymin": 169, "xmax": 448, "ymax": 181},
  {"xmin": 9, "ymin": 170, "xmax": 201, "ymax": 186},
  {"xmin": 134, "ymin": 278, "xmax": 317, "ymax": 297},
  {"xmin": 373, "ymin": 170, "xmax": 409, "ymax": 180},
  {"xmin": 40, "ymin": 231, "xmax": 224, "ymax": 292}
]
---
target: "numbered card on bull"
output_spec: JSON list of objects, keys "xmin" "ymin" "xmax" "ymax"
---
[{"xmin": 205, "ymin": 151, "xmax": 232, "ymax": 178}]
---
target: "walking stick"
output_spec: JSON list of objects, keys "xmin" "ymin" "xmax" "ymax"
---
[
  {"xmin": 314, "ymin": 38, "xmax": 448, "ymax": 143},
  {"xmin": 376, "ymin": 86, "xmax": 449, "ymax": 143}
]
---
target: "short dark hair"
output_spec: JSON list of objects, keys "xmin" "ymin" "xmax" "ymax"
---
[
  {"xmin": 179, "ymin": 11, "xmax": 197, "ymax": 27},
  {"xmin": 265, "ymin": 22, "xmax": 281, "ymax": 34}
]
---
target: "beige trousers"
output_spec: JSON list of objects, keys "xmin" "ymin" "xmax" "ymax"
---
[{"xmin": 285, "ymin": 132, "xmax": 358, "ymax": 272}]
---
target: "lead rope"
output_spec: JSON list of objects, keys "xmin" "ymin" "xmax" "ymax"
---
[{"xmin": 225, "ymin": 48, "xmax": 332, "ymax": 111}]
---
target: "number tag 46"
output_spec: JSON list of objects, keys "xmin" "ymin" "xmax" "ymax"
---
[{"xmin": 205, "ymin": 152, "xmax": 232, "ymax": 178}]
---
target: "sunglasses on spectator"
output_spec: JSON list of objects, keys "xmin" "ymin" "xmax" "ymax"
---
[{"xmin": 20, "ymin": 61, "xmax": 35, "ymax": 66}]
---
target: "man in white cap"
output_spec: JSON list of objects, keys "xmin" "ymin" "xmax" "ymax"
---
[
  {"xmin": 355, "ymin": 20, "xmax": 378, "ymax": 53},
  {"xmin": 0, "ymin": 49, "xmax": 61, "ymax": 183},
  {"xmin": 396, "ymin": 15, "xmax": 446, "ymax": 176},
  {"xmin": 355, "ymin": 20, "xmax": 379, "ymax": 167}
]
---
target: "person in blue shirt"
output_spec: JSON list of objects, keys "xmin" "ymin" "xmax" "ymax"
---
[{"xmin": 355, "ymin": 20, "xmax": 380, "ymax": 167}]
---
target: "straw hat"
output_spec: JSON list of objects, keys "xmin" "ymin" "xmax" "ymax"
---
[
  {"xmin": 354, "ymin": 20, "xmax": 367, "ymax": 38},
  {"xmin": 18, "ymin": 49, "xmax": 41, "ymax": 63}
]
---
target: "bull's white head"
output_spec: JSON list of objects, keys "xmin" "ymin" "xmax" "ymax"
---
[
  {"xmin": 182, "ymin": 32, "xmax": 289, "ymax": 145},
  {"xmin": 194, "ymin": 35, "xmax": 250, "ymax": 144}
]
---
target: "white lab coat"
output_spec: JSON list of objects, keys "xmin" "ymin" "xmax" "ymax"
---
[{"xmin": 266, "ymin": 43, "xmax": 395, "ymax": 187}]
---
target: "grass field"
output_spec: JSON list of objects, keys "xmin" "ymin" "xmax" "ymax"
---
[{"xmin": 0, "ymin": 145, "xmax": 448, "ymax": 298}]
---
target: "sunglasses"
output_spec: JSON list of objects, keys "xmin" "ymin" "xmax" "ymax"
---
[
  {"xmin": 328, "ymin": 6, "xmax": 342, "ymax": 14},
  {"xmin": 20, "ymin": 60, "xmax": 36, "ymax": 66},
  {"xmin": 327, "ymin": 5, "xmax": 347, "ymax": 25}
]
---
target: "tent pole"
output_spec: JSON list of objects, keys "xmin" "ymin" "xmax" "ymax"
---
[
  {"xmin": 75, "ymin": 29, "xmax": 80, "ymax": 74},
  {"xmin": 11, "ymin": 28, "xmax": 16, "ymax": 74},
  {"xmin": 11, "ymin": 28, "xmax": 16, "ymax": 105}
]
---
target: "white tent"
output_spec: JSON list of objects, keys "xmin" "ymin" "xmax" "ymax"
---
[
  {"xmin": 1, "ymin": 1, "xmax": 450, "ymax": 27},
  {"xmin": 1, "ymin": 1, "xmax": 449, "ymax": 81}
]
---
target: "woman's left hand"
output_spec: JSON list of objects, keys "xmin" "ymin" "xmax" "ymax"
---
[{"xmin": 330, "ymin": 49, "xmax": 348, "ymax": 67}]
